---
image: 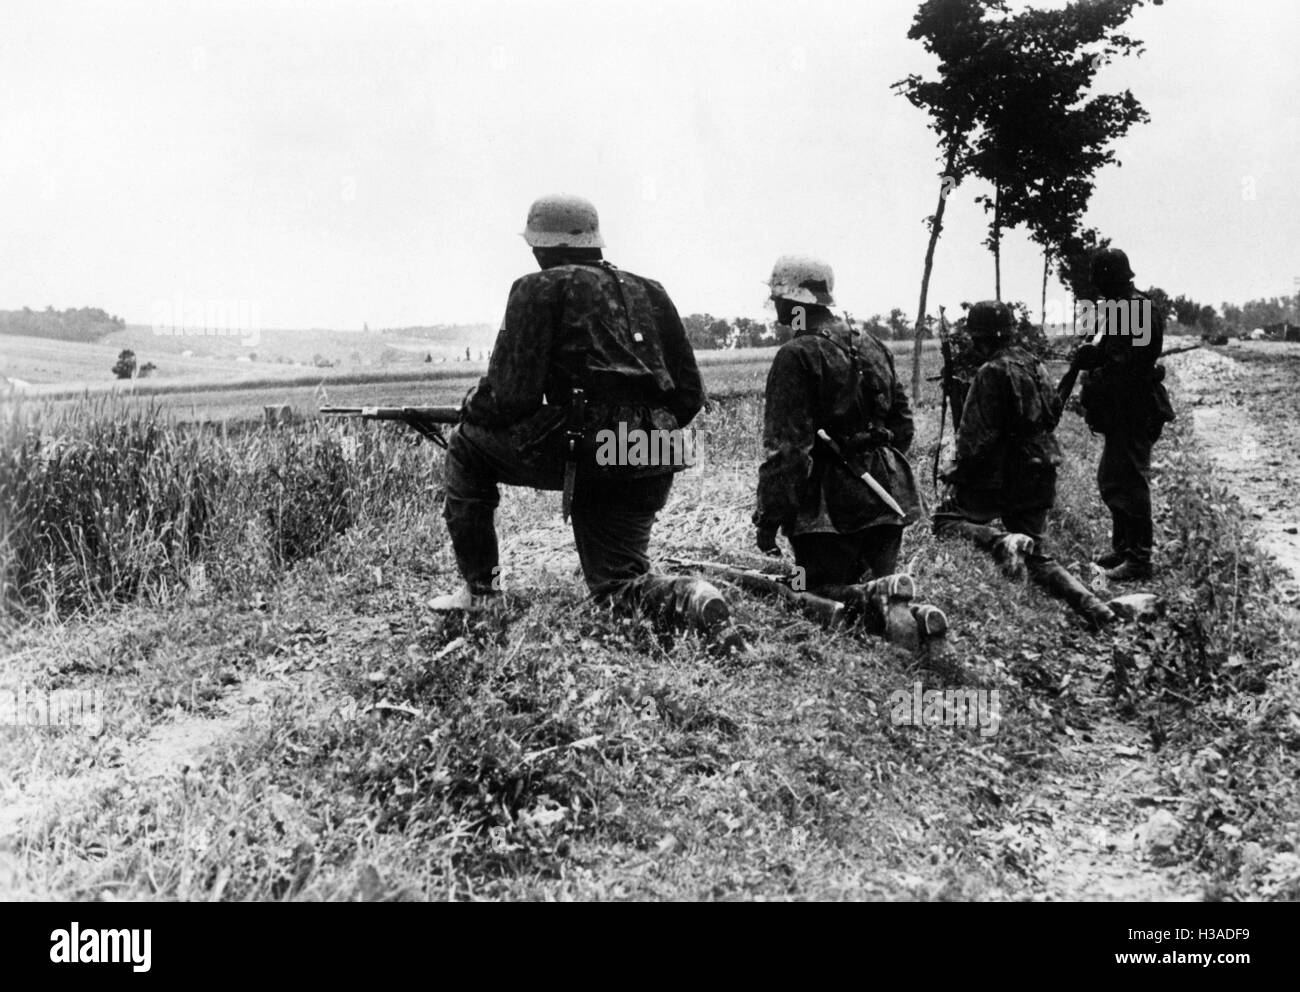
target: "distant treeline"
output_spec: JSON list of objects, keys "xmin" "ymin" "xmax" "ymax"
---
[
  {"xmin": 1153, "ymin": 291, "xmax": 1300, "ymax": 336},
  {"xmin": 684, "ymin": 309, "xmax": 927, "ymax": 350},
  {"xmin": 0, "ymin": 307, "xmax": 126, "ymax": 342},
  {"xmin": 368, "ymin": 322, "xmax": 495, "ymax": 339}
]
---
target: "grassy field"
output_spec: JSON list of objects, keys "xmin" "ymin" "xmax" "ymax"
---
[
  {"xmin": 0, "ymin": 342, "xmax": 789, "ymax": 421},
  {"xmin": 0, "ymin": 323, "xmax": 494, "ymax": 392},
  {"xmin": 0, "ymin": 332, "xmax": 257, "ymax": 386},
  {"xmin": 1, "ymin": 342, "xmax": 1295, "ymax": 901}
]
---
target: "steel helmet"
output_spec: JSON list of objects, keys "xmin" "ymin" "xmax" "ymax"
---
[
  {"xmin": 966, "ymin": 300, "xmax": 1015, "ymax": 338},
  {"xmin": 1091, "ymin": 247, "xmax": 1134, "ymax": 288},
  {"xmin": 521, "ymin": 193, "xmax": 605, "ymax": 249},
  {"xmin": 768, "ymin": 254, "xmax": 836, "ymax": 307}
]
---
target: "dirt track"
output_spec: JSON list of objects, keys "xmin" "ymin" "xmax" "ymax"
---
[{"xmin": 1167, "ymin": 343, "xmax": 1300, "ymax": 597}]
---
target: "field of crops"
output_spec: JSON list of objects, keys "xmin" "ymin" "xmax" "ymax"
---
[
  {"xmin": 1, "ymin": 343, "xmax": 796, "ymax": 423},
  {"xmin": 0, "ymin": 345, "xmax": 788, "ymax": 621}
]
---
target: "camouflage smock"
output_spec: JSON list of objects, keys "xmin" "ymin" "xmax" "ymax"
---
[
  {"xmin": 463, "ymin": 260, "xmax": 704, "ymax": 475},
  {"xmin": 951, "ymin": 344, "xmax": 1062, "ymax": 511},
  {"xmin": 755, "ymin": 317, "xmax": 920, "ymax": 536}
]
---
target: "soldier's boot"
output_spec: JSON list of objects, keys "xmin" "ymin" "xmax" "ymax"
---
[
  {"xmin": 827, "ymin": 576, "xmax": 949, "ymax": 656},
  {"xmin": 1106, "ymin": 515, "xmax": 1154, "ymax": 582},
  {"xmin": 910, "ymin": 603, "xmax": 953, "ymax": 664},
  {"xmin": 429, "ymin": 586, "xmax": 503, "ymax": 614},
  {"xmin": 1104, "ymin": 558, "xmax": 1154, "ymax": 583},
  {"xmin": 688, "ymin": 581, "xmax": 750, "ymax": 657},
  {"xmin": 992, "ymin": 533, "xmax": 1036, "ymax": 580},
  {"xmin": 863, "ymin": 574, "xmax": 920, "ymax": 649},
  {"xmin": 1096, "ymin": 510, "xmax": 1129, "ymax": 568},
  {"xmin": 1032, "ymin": 561, "xmax": 1117, "ymax": 630},
  {"xmin": 620, "ymin": 574, "xmax": 749, "ymax": 656}
]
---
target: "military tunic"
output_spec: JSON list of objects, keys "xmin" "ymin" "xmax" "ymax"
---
[
  {"xmin": 755, "ymin": 316, "xmax": 920, "ymax": 589},
  {"xmin": 446, "ymin": 257, "xmax": 703, "ymax": 598},
  {"xmin": 755, "ymin": 317, "xmax": 919, "ymax": 537},
  {"xmin": 1079, "ymin": 289, "xmax": 1171, "ymax": 567},
  {"xmin": 463, "ymin": 261, "xmax": 704, "ymax": 471},
  {"xmin": 948, "ymin": 344, "xmax": 1063, "ymax": 517},
  {"xmin": 933, "ymin": 343, "xmax": 1113, "ymax": 625}
]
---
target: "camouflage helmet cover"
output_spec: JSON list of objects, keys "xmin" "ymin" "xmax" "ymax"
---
[
  {"xmin": 768, "ymin": 254, "xmax": 836, "ymax": 307},
  {"xmin": 522, "ymin": 193, "xmax": 605, "ymax": 248},
  {"xmin": 966, "ymin": 299, "xmax": 1015, "ymax": 338}
]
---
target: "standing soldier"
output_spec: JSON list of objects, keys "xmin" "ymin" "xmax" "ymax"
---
[
  {"xmin": 432, "ymin": 193, "xmax": 745, "ymax": 654},
  {"xmin": 933, "ymin": 300, "xmax": 1116, "ymax": 629},
  {"xmin": 1075, "ymin": 248, "xmax": 1173, "ymax": 581},
  {"xmin": 753, "ymin": 255, "xmax": 948, "ymax": 651}
]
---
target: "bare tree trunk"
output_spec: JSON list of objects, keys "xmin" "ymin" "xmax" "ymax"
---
[
  {"xmin": 993, "ymin": 182, "xmax": 1002, "ymax": 302},
  {"xmin": 912, "ymin": 146, "xmax": 957, "ymax": 401},
  {"xmin": 1041, "ymin": 250, "xmax": 1049, "ymax": 332},
  {"xmin": 1072, "ymin": 293, "xmax": 1077, "ymax": 335}
]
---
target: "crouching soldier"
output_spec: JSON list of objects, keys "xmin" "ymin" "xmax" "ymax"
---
[
  {"xmin": 432, "ymin": 193, "xmax": 745, "ymax": 654},
  {"xmin": 933, "ymin": 300, "xmax": 1115, "ymax": 629},
  {"xmin": 753, "ymin": 255, "xmax": 949, "ymax": 653}
]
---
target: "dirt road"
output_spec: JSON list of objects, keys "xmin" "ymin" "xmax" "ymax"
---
[{"xmin": 1167, "ymin": 343, "xmax": 1300, "ymax": 597}]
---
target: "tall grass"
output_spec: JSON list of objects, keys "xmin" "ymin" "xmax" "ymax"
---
[{"xmin": 0, "ymin": 396, "xmax": 442, "ymax": 623}]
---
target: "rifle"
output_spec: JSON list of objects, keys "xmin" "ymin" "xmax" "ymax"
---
[
  {"xmin": 320, "ymin": 406, "xmax": 461, "ymax": 448},
  {"xmin": 1050, "ymin": 335, "xmax": 1200, "ymax": 429},
  {"xmin": 663, "ymin": 558, "xmax": 845, "ymax": 628},
  {"xmin": 933, "ymin": 306, "xmax": 957, "ymax": 490},
  {"xmin": 1053, "ymin": 324, "xmax": 1108, "ymax": 417}
]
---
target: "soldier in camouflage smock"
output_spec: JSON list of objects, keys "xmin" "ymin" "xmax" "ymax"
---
[
  {"xmin": 933, "ymin": 300, "xmax": 1116, "ymax": 629},
  {"xmin": 754, "ymin": 255, "xmax": 948, "ymax": 652},
  {"xmin": 434, "ymin": 194, "xmax": 745, "ymax": 653}
]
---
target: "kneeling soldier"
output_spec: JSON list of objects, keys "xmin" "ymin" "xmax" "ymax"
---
[
  {"xmin": 433, "ymin": 193, "xmax": 745, "ymax": 654},
  {"xmin": 753, "ymin": 255, "xmax": 948, "ymax": 652},
  {"xmin": 933, "ymin": 300, "xmax": 1115, "ymax": 629}
]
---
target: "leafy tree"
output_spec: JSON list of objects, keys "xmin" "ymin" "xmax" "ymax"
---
[
  {"xmin": 138, "ymin": 361, "xmax": 157, "ymax": 378},
  {"xmin": 1197, "ymin": 304, "xmax": 1220, "ymax": 334},
  {"xmin": 894, "ymin": 0, "xmax": 1009, "ymax": 399},
  {"xmin": 730, "ymin": 317, "xmax": 768, "ymax": 348},
  {"xmin": 969, "ymin": 1, "xmax": 1151, "ymax": 300},
  {"xmin": 1053, "ymin": 227, "xmax": 1112, "ymax": 331},
  {"xmin": 896, "ymin": 0, "xmax": 1156, "ymax": 390},
  {"xmin": 1170, "ymin": 295, "xmax": 1203, "ymax": 328},
  {"xmin": 682, "ymin": 313, "xmax": 733, "ymax": 350},
  {"xmin": 112, "ymin": 349, "xmax": 137, "ymax": 379},
  {"xmin": 1143, "ymin": 286, "xmax": 1174, "ymax": 326},
  {"xmin": 886, "ymin": 308, "xmax": 911, "ymax": 341},
  {"xmin": 858, "ymin": 313, "xmax": 888, "ymax": 339},
  {"xmin": 2, "ymin": 306, "xmax": 127, "ymax": 343},
  {"xmin": 1222, "ymin": 295, "xmax": 1298, "ymax": 330}
]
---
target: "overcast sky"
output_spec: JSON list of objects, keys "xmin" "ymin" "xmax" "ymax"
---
[{"xmin": 1, "ymin": 0, "xmax": 1296, "ymax": 332}]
